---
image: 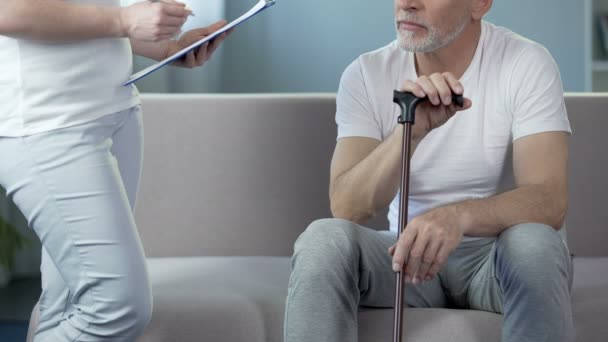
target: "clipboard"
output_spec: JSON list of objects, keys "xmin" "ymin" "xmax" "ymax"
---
[{"xmin": 124, "ymin": 0, "xmax": 276, "ymax": 86}]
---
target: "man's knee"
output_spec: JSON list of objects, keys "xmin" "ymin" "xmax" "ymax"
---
[
  {"xmin": 291, "ymin": 218, "xmax": 360, "ymax": 276},
  {"xmin": 496, "ymin": 223, "xmax": 570, "ymax": 288},
  {"xmin": 295, "ymin": 218, "xmax": 359, "ymax": 252}
]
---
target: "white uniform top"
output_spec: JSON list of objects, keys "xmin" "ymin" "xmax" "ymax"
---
[
  {"xmin": 335, "ymin": 21, "xmax": 571, "ymax": 237},
  {"xmin": 0, "ymin": 0, "xmax": 140, "ymax": 137}
]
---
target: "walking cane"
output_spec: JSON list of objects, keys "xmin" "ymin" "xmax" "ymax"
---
[{"xmin": 391, "ymin": 91, "xmax": 464, "ymax": 342}]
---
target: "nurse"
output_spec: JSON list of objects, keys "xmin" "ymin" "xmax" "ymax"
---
[{"xmin": 0, "ymin": 1, "xmax": 229, "ymax": 340}]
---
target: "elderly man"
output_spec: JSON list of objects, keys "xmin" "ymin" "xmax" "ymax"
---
[{"xmin": 284, "ymin": 0, "xmax": 573, "ymax": 341}]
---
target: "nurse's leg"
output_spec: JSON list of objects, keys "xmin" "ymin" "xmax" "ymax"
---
[
  {"xmin": 26, "ymin": 106, "xmax": 147, "ymax": 341},
  {"xmin": 2, "ymin": 109, "xmax": 151, "ymax": 341}
]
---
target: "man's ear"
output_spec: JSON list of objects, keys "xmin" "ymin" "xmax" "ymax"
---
[{"xmin": 471, "ymin": 0, "xmax": 493, "ymax": 21}]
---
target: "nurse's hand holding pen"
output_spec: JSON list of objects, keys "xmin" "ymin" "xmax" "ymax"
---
[
  {"xmin": 126, "ymin": 0, "xmax": 231, "ymax": 69},
  {"xmin": 121, "ymin": 0, "xmax": 193, "ymax": 42}
]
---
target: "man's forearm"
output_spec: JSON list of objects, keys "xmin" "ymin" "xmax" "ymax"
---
[
  {"xmin": 453, "ymin": 183, "xmax": 567, "ymax": 237},
  {"xmin": 0, "ymin": 0, "xmax": 124, "ymax": 40},
  {"xmin": 331, "ymin": 126, "xmax": 421, "ymax": 223}
]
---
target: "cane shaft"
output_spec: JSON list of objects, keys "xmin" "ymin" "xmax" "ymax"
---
[
  {"xmin": 390, "ymin": 91, "xmax": 463, "ymax": 342},
  {"xmin": 392, "ymin": 122, "xmax": 413, "ymax": 342}
]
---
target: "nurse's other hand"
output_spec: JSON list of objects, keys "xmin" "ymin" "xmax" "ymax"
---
[
  {"xmin": 121, "ymin": 0, "xmax": 191, "ymax": 42},
  {"xmin": 167, "ymin": 20, "xmax": 232, "ymax": 69}
]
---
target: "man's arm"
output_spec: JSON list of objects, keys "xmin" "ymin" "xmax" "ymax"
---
[
  {"xmin": 454, "ymin": 131, "xmax": 568, "ymax": 235},
  {"xmin": 330, "ymin": 72, "xmax": 471, "ymax": 224},
  {"xmin": 0, "ymin": 0, "xmax": 188, "ymax": 41},
  {"xmin": 330, "ymin": 128, "xmax": 410, "ymax": 224},
  {"xmin": 390, "ymin": 131, "xmax": 569, "ymax": 284}
]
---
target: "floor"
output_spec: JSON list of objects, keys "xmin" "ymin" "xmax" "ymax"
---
[
  {"xmin": 0, "ymin": 322, "xmax": 29, "ymax": 342},
  {"xmin": 0, "ymin": 278, "xmax": 41, "ymax": 342}
]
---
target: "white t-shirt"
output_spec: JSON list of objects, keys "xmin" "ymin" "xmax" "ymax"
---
[
  {"xmin": 335, "ymin": 21, "xmax": 571, "ymax": 236},
  {"xmin": 0, "ymin": 0, "xmax": 140, "ymax": 137}
]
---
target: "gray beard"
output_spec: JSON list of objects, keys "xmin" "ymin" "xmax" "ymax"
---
[{"xmin": 396, "ymin": 17, "xmax": 469, "ymax": 53}]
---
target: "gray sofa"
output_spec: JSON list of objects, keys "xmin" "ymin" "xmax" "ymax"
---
[{"xmin": 29, "ymin": 94, "xmax": 608, "ymax": 341}]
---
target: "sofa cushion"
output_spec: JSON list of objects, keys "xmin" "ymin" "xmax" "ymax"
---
[
  {"xmin": 571, "ymin": 258, "xmax": 608, "ymax": 342},
  {"xmin": 141, "ymin": 256, "xmax": 503, "ymax": 342},
  {"xmin": 140, "ymin": 256, "xmax": 608, "ymax": 342},
  {"xmin": 358, "ymin": 308, "xmax": 502, "ymax": 342},
  {"xmin": 140, "ymin": 257, "xmax": 286, "ymax": 342}
]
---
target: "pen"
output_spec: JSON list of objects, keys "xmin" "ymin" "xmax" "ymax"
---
[{"xmin": 149, "ymin": 0, "xmax": 195, "ymax": 17}]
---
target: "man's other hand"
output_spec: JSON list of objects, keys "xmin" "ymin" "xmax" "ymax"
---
[{"xmin": 388, "ymin": 205, "xmax": 464, "ymax": 284}]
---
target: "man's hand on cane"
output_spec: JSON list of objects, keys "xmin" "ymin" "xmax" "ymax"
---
[
  {"xmin": 388, "ymin": 72, "xmax": 473, "ymax": 284},
  {"xmin": 401, "ymin": 72, "xmax": 472, "ymax": 142}
]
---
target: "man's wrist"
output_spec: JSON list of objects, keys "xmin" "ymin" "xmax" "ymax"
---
[
  {"xmin": 412, "ymin": 130, "xmax": 427, "ymax": 145},
  {"xmin": 390, "ymin": 125, "xmax": 427, "ymax": 144},
  {"xmin": 450, "ymin": 201, "xmax": 475, "ymax": 235}
]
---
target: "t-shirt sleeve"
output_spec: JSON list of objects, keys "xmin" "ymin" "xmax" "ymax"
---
[
  {"xmin": 335, "ymin": 58, "xmax": 382, "ymax": 141},
  {"xmin": 508, "ymin": 44, "xmax": 571, "ymax": 141}
]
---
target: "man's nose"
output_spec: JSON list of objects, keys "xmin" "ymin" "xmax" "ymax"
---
[{"xmin": 396, "ymin": 0, "xmax": 422, "ymax": 11}]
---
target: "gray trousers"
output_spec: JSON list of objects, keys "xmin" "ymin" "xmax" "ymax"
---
[
  {"xmin": 284, "ymin": 218, "xmax": 574, "ymax": 342},
  {"xmin": 1, "ymin": 107, "xmax": 152, "ymax": 341}
]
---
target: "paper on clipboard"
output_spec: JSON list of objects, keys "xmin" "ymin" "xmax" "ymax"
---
[{"xmin": 124, "ymin": 0, "xmax": 276, "ymax": 86}]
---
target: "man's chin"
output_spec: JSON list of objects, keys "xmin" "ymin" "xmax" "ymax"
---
[
  {"xmin": 397, "ymin": 39, "xmax": 428, "ymax": 53},
  {"xmin": 396, "ymin": 31, "xmax": 424, "ymax": 50}
]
